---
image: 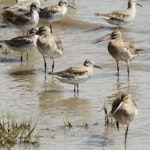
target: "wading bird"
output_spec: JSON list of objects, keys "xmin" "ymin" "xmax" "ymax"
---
[
  {"xmin": 49, "ymin": 59, "xmax": 102, "ymax": 93},
  {"xmin": 111, "ymin": 92, "xmax": 137, "ymax": 144},
  {"xmin": 95, "ymin": 0, "xmax": 142, "ymax": 27},
  {"xmin": 93, "ymin": 30, "xmax": 143, "ymax": 76}
]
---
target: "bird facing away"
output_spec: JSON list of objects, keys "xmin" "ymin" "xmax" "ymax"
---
[
  {"xmin": 36, "ymin": 26, "xmax": 63, "ymax": 73},
  {"xmin": 4, "ymin": 0, "xmax": 40, "ymax": 13},
  {"xmin": 49, "ymin": 59, "xmax": 102, "ymax": 93},
  {"xmin": 39, "ymin": 0, "xmax": 75, "ymax": 33},
  {"xmin": 0, "ymin": 27, "xmax": 38, "ymax": 62},
  {"xmin": 111, "ymin": 93, "xmax": 138, "ymax": 144},
  {"xmin": 95, "ymin": 0, "xmax": 142, "ymax": 27},
  {"xmin": 2, "ymin": 3, "xmax": 39, "ymax": 35},
  {"xmin": 93, "ymin": 30, "xmax": 143, "ymax": 76}
]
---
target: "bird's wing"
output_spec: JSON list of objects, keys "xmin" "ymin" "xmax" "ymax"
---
[
  {"xmin": 40, "ymin": 5, "xmax": 60, "ymax": 18},
  {"xmin": 3, "ymin": 10, "xmax": 31, "ymax": 25},
  {"xmin": 54, "ymin": 35, "xmax": 63, "ymax": 51},
  {"xmin": 100, "ymin": 9, "xmax": 130, "ymax": 21},
  {"xmin": 6, "ymin": 36, "xmax": 32, "ymax": 47},
  {"xmin": 54, "ymin": 66, "xmax": 88, "ymax": 78},
  {"xmin": 122, "ymin": 40, "xmax": 137, "ymax": 55}
]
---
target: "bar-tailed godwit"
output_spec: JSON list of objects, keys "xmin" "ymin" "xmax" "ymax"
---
[
  {"xmin": 111, "ymin": 92, "xmax": 138, "ymax": 143},
  {"xmin": 93, "ymin": 30, "xmax": 143, "ymax": 76},
  {"xmin": 36, "ymin": 26, "xmax": 63, "ymax": 73}
]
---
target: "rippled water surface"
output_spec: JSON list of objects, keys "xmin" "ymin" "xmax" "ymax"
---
[{"xmin": 0, "ymin": 0, "xmax": 150, "ymax": 149}]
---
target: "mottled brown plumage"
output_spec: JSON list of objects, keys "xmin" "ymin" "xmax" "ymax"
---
[
  {"xmin": 2, "ymin": 3, "xmax": 39, "ymax": 34},
  {"xmin": 4, "ymin": 0, "xmax": 40, "ymax": 13},
  {"xmin": 36, "ymin": 26, "xmax": 63, "ymax": 73},
  {"xmin": 93, "ymin": 30, "xmax": 143, "ymax": 76},
  {"xmin": 111, "ymin": 93, "xmax": 137, "ymax": 143},
  {"xmin": 39, "ymin": 0, "xmax": 75, "ymax": 32},
  {"xmin": 0, "ymin": 27, "xmax": 38, "ymax": 62},
  {"xmin": 49, "ymin": 59, "xmax": 102, "ymax": 92},
  {"xmin": 95, "ymin": 0, "xmax": 142, "ymax": 27}
]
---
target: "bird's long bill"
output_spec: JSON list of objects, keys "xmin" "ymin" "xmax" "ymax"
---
[
  {"xmin": 94, "ymin": 65, "xmax": 102, "ymax": 69},
  {"xmin": 68, "ymin": 4, "xmax": 76, "ymax": 9},
  {"xmin": 137, "ymin": 3, "xmax": 143, "ymax": 7},
  {"xmin": 112, "ymin": 101, "xmax": 124, "ymax": 115},
  {"xmin": 92, "ymin": 33, "xmax": 111, "ymax": 44},
  {"xmin": 36, "ymin": 30, "xmax": 40, "ymax": 35}
]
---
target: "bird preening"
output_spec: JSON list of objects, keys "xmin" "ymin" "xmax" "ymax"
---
[{"xmin": 111, "ymin": 92, "xmax": 138, "ymax": 144}]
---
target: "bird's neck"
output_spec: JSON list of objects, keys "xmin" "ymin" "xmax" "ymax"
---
[
  {"xmin": 127, "ymin": 2, "xmax": 136, "ymax": 11},
  {"xmin": 32, "ymin": 10, "xmax": 39, "ymax": 22}
]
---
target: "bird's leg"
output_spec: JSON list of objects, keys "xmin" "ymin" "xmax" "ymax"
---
[
  {"xmin": 77, "ymin": 84, "xmax": 79, "ymax": 92},
  {"xmin": 52, "ymin": 58, "xmax": 54, "ymax": 73},
  {"xmin": 116, "ymin": 60, "xmax": 119, "ymax": 76},
  {"xmin": 74, "ymin": 85, "xmax": 76, "ymax": 92},
  {"xmin": 74, "ymin": 84, "xmax": 79, "ymax": 98},
  {"xmin": 127, "ymin": 62, "xmax": 129, "ymax": 76},
  {"xmin": 116, "ymin": 121, "xmax": 119, "ymax": 131},
  {"xmin": 21, "ymin": 51, "xmax": 23, "ymax": 64},
  {"xmin": 44, "ymin": 57, "xmax": 47, "ymax": 73},
  {"xmin": 76, "ymin": 84, "xmax": 79, "ymax": 96},
  {"xmin": 50, "ymin": 23, "xmax": 53, "ymax": 33},
  {"xmin": 26, "ymin": 52, "xmax": 28, "ymax": 61},
  {"xmin": 124, "ymin": 125, "xmax": 129, "ymax": 144}
]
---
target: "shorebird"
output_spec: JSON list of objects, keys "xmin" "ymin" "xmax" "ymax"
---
[
  {"xmin": 0, "ymin": 27, "xmax": 38, "ymax": 62},
  {"xmin": 111, "ymin": 92, "xmax": 138, "ymax": 143},
  {"xmin": 49, "ymin": 59, "xmax": 102, "ymax": 92},
  {"xmin": 2, "ymin": 3, "xmax": 39, "ymax": 35},
  {"xmin": 36, "ymin": 26, "xmax": 63, "ymax": 73},
  {"xmin": 4, "ymin": 0, "xmax": 40, "ymax": 13},
  {"xmin": 93, "ymin": 30, "xmax": 143, "ymax": 76},
  {"xmin": 39, "ymin": 0, "xmax": 75, "ymax": 33},
  {"xmin": 95, "ymin": 0, "xmax": 142, "ymax": 27}
]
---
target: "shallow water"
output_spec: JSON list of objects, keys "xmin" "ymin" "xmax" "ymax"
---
[{"xmin": 0, "ymin": 0, "xmax": 150, "ymax": 149}]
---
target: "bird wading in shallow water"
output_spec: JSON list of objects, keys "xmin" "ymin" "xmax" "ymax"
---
[
  {"xmin": 95, "ymin": 0, "xmax": 142, "ymax": 27},
  {"xmin": 111, "ymin": 93, "xmax": 138, "ymax": 144},
  {"xmin": 39, "ymin": 0, "xmax": 75, "ymax": 33},
  {"xmin": 0, "ymin": 27, "xmax": 38, "ymax": 63},
  {"xmin": 36, "ymin": 26, "xmax": 63, "ymax": 74},
  {"xmin": 92, "ymin": 30, "xmax": 143, "ymax": 76},
  {"xmin": 49, "ymin": 59, "xmax": 102, "ymax": 94}
]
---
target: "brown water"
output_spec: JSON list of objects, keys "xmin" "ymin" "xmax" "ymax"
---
[{"xmin": 0, "ymin": 0, "xmax": 150, "ymax": 149}]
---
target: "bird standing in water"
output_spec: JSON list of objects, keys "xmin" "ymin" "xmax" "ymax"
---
[
  {"xmin": 36, "ymin": 26, "xmax": 63, "ymax": 74},
  {"xmin": 93, "ymin": 30, "xmax": 143, "ymax": 76},
  {"xmin": 39, "ymin": 0, "xmax": 75, "ymax": 33},
  {"xmin": 49, "ymin": 59, "xmax": 102, "ymax": 94},
  {"xmin": 95, "ymin": 0, "xmax": 142, "ymax": 27},
  {"xmin": 111, "ymin": 93, "xmax": 138, "ymax": 143}
]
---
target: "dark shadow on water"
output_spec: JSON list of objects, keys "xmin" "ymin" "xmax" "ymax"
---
[
  {"xmin": 0, "ymin": 24, "xmax": 11, "ymax": 28},
  {"xmin": 9, "ymin": 69, "xmax": 36, "ymax": 76},
  {"xmin": 84, "ymin": 25, "xmax": 105, "ymax": 32}
]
